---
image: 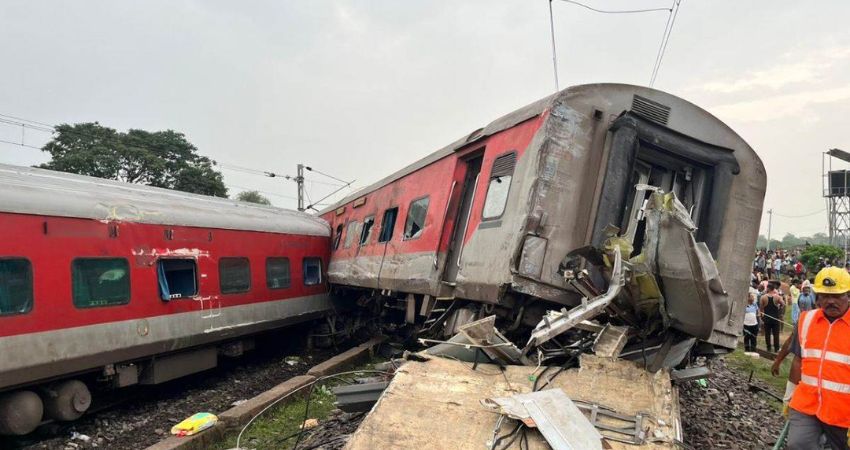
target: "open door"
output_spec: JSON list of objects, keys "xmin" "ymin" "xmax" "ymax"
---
[{"xmin": 442, "ymin": 154, "xmax": 483, "ymax": 284}]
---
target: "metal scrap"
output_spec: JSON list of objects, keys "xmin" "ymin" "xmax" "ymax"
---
[
  {"xmin": 333, "ymin": 381, "xmax": 390, "ymax": 413},
  {"xmin": 481, "ymin": 389, "xmax": 604, "ymax": 450},
  {"xmin": 522, "ymin": 250, "xmax": 624, "ymax": 356}
]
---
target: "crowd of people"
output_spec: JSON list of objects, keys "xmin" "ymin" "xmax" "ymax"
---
[
  {"xmin": 747, "ymin": 250, "xmax": 850, "ymax": 449},
  {"xmin": 747, "ymin": 249, "xmax": 816, "ymax": 353}
]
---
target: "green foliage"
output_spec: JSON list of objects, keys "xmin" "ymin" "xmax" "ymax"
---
[
  {"xmin": 235, "ymin": 190, "xmax": 272, "ymax": 205},
  {"xmin": 39, "ymin": 122, "xmax": 227, "ymax": 197},
  {"xmin": 756, "ymin": 232, "xmax": 831, "ymax": 250},
  {"xmin": 800, "ymin": 244, "xmax": 844, "ymax": 271}
]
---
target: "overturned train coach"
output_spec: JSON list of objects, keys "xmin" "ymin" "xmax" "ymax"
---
[
  {"xmin": 0, "ymin": 164, "xmax": 332, "ymax": 435},
  {"xmin": 322, "ymin": 83, "xmax": 765, "ymax": 368}
]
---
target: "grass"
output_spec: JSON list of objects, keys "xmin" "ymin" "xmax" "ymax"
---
[
  {"xmin": 211, "ymin": 355, "xmax": 386, "ymax": 450},
  {"xmin": 724, "ymin": 345, "xmax": 791, "ymax": 411}
]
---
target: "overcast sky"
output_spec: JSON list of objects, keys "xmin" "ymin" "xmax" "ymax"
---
[{"xmin": 1, "ymin": 1, "xmax": 848, "ymax": 239}]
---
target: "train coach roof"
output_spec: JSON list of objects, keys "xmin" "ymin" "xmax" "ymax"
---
[
  {"xmin": 321, "ymin": 92, "xmax": 557, "ymax": 214},
  {"xmin": 0, "ymin": 164, "xmax": 330, "ymax": 236}
]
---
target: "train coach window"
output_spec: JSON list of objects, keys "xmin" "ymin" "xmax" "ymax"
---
[
  {"xmin": 333, "ymin": 224, "xmax": 343, "ymax": 250},
  {"xmin": 266, "ymin": 257, "xmax": 291, "ymax": 289},
  {"xmin": 303, "ymin": 258, "xmax": 322, "ymax": 286},
  {"xmin": 378, "ymin": 207, "xmax": 398, "ymax": 243},
  {"xmin": 360, "ymin": 216, "xmax": 375, "ymax": 246},
  {"xmin": 219, "ymin": 257, "xmax": 251, "ymax": 294},
  {"xmin": 72, "ymin": 258, "xmax": 130, "ymax": 308},
  {"xmin": 482, "ymin": 152, "xmax": 516, "ymax": 221},
  {"xmin": 0, "ymin": 258, "xmax": 33, "ymax": 316},
  {"xmin": 157, "ymin": 259, "xmax": 198, "ymax": 300},
  {"xmin": 344, "ymin": 221, "xmax": 359, "ymax": 249},
  {"xmin": 403, "ymin": 197, "xmax": 429, "ymax": 240}
]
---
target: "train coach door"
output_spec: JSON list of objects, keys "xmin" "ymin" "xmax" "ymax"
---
[{"xmin": 442, "ymin": 154, "xmax": 483, "ymax": 284}]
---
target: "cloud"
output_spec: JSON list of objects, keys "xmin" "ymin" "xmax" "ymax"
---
[
  {"xmin": 697, "ymin": 46, "xmax": 850, "ymax": 94},
  {"xmin": 709, "ymin": 85, "xmax": 850, "ymax": 123}
]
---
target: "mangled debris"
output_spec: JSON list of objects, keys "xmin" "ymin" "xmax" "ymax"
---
[
  {"xmin": 343, "ymin": 354, "xmax": 680, "ymax": 450},
  {"xmin": 338, "ymin": 189, "xmax": 727, "ymax": 449}
]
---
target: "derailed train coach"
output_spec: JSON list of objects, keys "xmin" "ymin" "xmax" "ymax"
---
[{"xmin": 322, "ymin": 83, "xmax": 766, "ymax": 368}]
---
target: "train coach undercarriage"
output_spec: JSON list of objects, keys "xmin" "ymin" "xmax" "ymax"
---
[{"xmin": 334, "ymin": 187, "xmax": 730, "ymax": 376}]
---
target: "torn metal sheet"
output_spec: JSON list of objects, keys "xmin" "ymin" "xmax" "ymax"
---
[
  {"xmin": 333, "ymin": 381, "xmax": 390, "ymax": 413},
  {"xmin": 592, "ymin": 324, "xmax": 629, "ymax": 358},
  {"xmin": 458, "ymin": 316, "xmax": 531, "ymax": 365},
  {"xmin": 670, "ymin": 366, "xmax": 711, "ymax": 383},
  {"xmin": 643, "ymin": 191, "xmax": 730, "ymax": 340},
  {"xmin": 482, "ymin": 389, "xmax": 603, "ymax": 450},
  {"xmin": 523, "ymin": 250, "xmax": 624, "ymax": 354}
]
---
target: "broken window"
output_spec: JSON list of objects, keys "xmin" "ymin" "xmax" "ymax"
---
[
  {"xmin": 344, "ymin": 221, "xmax": 360, "ymax": 249},
  {"xmin": 157, "ymin": 259, "xmax": 197, "ymax": 300},
  {"xmin": 403, "ymin": 197, "xmax": 429, "ymax": 240},
  {"xmin": 333, "ymin": 224, "xmax": 343, "ymax": 250},
  {"xmin": 303, "ymin": 257, "xmax": 322, "ymax": 286},
  {"xmin": 378, "ymin": 207, "xmax": 399, "ymax": 243},
  {"xmin": 219, "ymin": 257, "xmax": 251, "ymax": 294},
  {"xmin": 266, "ymin": 257, "xmax": 291, "ymax": 289},
  {"xmin": 0, "ymin": 258, "xmax": 32, "ymax": 316},
  {"xmin": 72, "ymin": 258, "xmax": 130, "ymax": 308},
  {"xmin": 360, "ymin": 216, "xmax": 375, "ymax": 246},
  {"xmin": 482, "ymin": 152, "xmax": 516, "ymax": 221}
]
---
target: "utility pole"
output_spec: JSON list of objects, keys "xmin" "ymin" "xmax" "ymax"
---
[
  {"xmin": 766, "ymin": 208, "xmax": 773, "ymax": 251},
  {"xmin": 296, "ymin": 164, "xmax": 305, "ymax": 212}
]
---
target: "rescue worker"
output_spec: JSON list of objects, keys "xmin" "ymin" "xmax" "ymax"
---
[{"xmin": 787, "ymin": 267, "xmax": 850, "ymax": 450}]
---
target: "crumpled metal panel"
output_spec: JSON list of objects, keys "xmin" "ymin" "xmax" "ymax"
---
[
  {"xmin": 481, "ymin": 389, "xmax": 604, "ymax": 450},
  {"xmin": 644, "ymin": 192, "xmax": 729, "ymax": 340}
]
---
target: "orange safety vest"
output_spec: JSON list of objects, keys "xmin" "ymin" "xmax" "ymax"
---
[{"xmin": 789, "ymin": 308, "xmax": 850, "ymax": 428}]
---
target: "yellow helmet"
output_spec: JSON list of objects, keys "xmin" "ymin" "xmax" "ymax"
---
[{"xmin": 813, "ymin": 266, "xmax": 850, "ymax": 294}]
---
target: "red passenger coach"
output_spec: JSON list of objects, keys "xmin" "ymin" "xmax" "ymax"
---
[{"xmin": 0, "ymin": 164, "xmax": 332, "ymax": 435}]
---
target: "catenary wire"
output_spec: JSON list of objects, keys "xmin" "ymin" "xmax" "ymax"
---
[
  {"xmin": 649, "ymin": 2, "xmax": 674, "ymax": 86},
  {"xmin": 650, "ymin": 0, "xmax": 682, "ymax": 87},
  {"xmin": 773, "ymin": 209, "xmax": 826, "ymax": 219},
  {"xmin": 556, "ymin": 0, "xmax": 671, "ymax": 14}
]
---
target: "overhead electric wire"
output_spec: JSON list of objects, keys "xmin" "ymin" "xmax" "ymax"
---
[
  {"xmin": 0, "ymin": 111, "xmax": 355, "ymax": 207},
  {"xmin": 0, "ymin": 138, "xmax": 42, "ymax": 151},
  {"xmin": 773, "ymin": 209, "xmax": 826, "ymax": 219},
  {"xmin": 556, "ymin": 0, "xmax": 670, "ymax": 14},
  {"xmin": 649, "ymin": 0, "xmax": 682, "ymax": 87},
  {"xmin": 305, "ymin": 166, "xmax": 349, "ymax": 184},
  {"xmin": 305, "ymin": 181, "xmax": 356, "ymax": 211},
  {"xmin": 548, "ymin": 0, "xmax": 560, "ymax": 91}
]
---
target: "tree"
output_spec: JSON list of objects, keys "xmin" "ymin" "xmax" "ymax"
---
[
  {"xmin": 235, "ymin": 190, "xmax": 271, "ymax": 205},
  {"xmin": 800, "ymin": 244, "xmax": 845, "ymax": 273},
  {"xmin": 39, "ymin": 123, "xmax": 227, "ymax": 197}
]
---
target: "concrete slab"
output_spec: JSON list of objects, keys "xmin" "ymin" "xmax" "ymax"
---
[
  {"xmin": 307, "ymin": 336, "xmax": 386, "ymax": 377},
  {"xmin": 217, "ymin": 374, "xmax": 316, "ymax": 428},
  {"xmin": 144, "ymin": 422, "xmax": 226, "ymax": 450},
  {"xmin": 345, "ymin": 355, "xmax": 680, "ymax": 450}
]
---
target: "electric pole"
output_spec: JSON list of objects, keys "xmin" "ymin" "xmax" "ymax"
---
[
  {"xmin": 766, "ymin": 208, "xmax": 773, "ymax": 251},
  {"xmin": 296, "ymin": 164, "xmax": 305, "ymax": 212}
]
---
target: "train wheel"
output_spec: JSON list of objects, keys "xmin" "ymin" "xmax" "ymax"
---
[
  {"xmin": 42, "ymin": 380, "xmax": 91, "ymax": 421},
  {"xmin": 0, "ymin": 390, "xmax": 43, "ymax": 435}
]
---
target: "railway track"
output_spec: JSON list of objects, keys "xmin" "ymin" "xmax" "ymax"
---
[{"xmin": 2, "ymin": 326, "xmax": 345, "ymax": 450}]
